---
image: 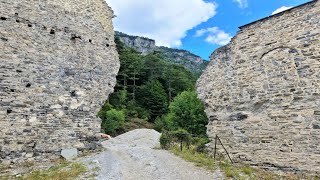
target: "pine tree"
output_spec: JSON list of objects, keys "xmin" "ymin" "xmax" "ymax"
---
[{"xmin": 138, "ymin": 80, "xmax": 168, "ymax": 121}]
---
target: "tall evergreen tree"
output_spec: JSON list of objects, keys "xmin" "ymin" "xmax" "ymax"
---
[{"xmin": 138, "ymin": 80, "xmax": 168, "ymax": 121}]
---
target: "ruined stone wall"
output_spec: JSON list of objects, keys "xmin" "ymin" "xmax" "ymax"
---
[
  {"xmin": 0, "ymin": 0, "xmax": 119, "ymax": 163},
  {"xmin": 197, "ymin": 0, "xmax": 320, "ymax": 172},
  {"xmin": 47, "ymin": 0, "xmax": 115, "ymax": 33}
]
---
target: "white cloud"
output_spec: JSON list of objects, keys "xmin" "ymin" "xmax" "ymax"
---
[
  {"xmin": 105, "ymin": 0, "xmax": 217, "ymax": 47},
  {"xmin": 195, "ymin": 27, "xmax": 232, "ymax": 46},
  {"xmin": 195, "ymin": 29, "xmax": 207, "ymax": 37},
  {"xmin": 233, "ymin": 0, "xmax": 248, "ymax": 8},
  {"xmin": 272, "ymin": 6, "xmax": 292, "ymax": 15}
]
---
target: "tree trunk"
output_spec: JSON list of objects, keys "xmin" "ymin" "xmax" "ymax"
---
[{"xmin": 133, "ymin": 73, "xmax": 136, "ymax": 101}]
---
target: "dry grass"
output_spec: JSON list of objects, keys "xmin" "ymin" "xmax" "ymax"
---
[
  {"xmin": 121, "ymin": 118, "xmax": 154, "ymax": 132},
  {"xmin": 21, "ymin": 161, "xmax": 86, "ymax": 180},
  {"xmin": 169, "ymin": 145, "xmax": 215, "ymax": 170},
  {"xmin": 169, "ymin": 146, "xmax": 320, "ymax": 180},
  {"xmin": 0, "ymin": 161, "xmax": 87, "ymax": 180}
]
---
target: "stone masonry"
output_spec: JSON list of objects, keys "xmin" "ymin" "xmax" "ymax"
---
[
  {"xmin": 0, "ymin": 0, "xmax": 120, "ymax": 163},
  {"xmin": 197, "ymin": 0, "xmax": 320, "ymax": 173}
]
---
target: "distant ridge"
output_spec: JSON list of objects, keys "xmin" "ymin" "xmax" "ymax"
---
[{"xmin": 115, "ymin": 31, "xmax": 209, "ymax": 77}]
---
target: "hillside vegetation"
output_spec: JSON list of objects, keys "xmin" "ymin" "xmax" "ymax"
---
[
  {"xmin": 116, "ymin": 31, "xmax": 209, "ymax": 77},
  {"xmin": 98, "ymin": 37, "xmax": 208, "ymax": 140}
]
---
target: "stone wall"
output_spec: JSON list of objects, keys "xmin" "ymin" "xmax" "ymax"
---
[
  {"xmin": 0, "ymin": 0, "xmax": 119, "ymax": 163},
  {"xmin": 197, "ymin": 0, "xmax": 320, "ymax": 173},
  {"xmin": 47, "ymin": 0, "xmax": 115, "ymax": 33}
]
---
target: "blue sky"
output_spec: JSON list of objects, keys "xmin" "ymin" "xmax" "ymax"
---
[{"xmin": 106, "ymin": 0, "xmax": 311, "ymax": 60}]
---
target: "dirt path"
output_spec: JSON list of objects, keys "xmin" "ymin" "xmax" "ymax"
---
[{"xmin": 82, "ymin": 129, "xmax": 224, "ymax": 180}]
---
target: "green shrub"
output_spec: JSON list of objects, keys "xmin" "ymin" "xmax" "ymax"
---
[
  {"xmin": 101, "ymin": 109, "xmax": 125, "ymax": 136},
  {"xmin": 154, "ymin": 116, "xmax": 174, "ymax": 132},
  {"xmin": 160, "ymin": 131, "xmax": 173, "ymax": 149},
  {"xmin": 173, "ymin": 129, "xmax": 192, "ymax": 151},
  {"xmin": 109, "ymin": 90, "xmax": 127, "ymax": 109},
  {"xmin": 126, "ymin": 101, "xmax": 150, "ymax": 119},
  {"xmin": 160, "ymin": 129, "xmax": 191, "ymax": 151},
  {"xmin": 192, "ymin": 137, "xmax": 210, "ymax": 153},
  {"xmin": 97, "ymin": 102, "xmax": 113, "ymax": 120},
  {"xmin": 136, "ymin": 107, "xmax": 150, "ymax": 119},
  {"xmin": 165, "ymin": 91, "xmax": 208, "ymax": 137}
]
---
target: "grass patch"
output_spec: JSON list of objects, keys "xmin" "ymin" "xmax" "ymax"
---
[
  {"xmin": 240, "ymin": 166, "xmax": 254, "ymax": 176},
  {"xmin": 218, "ymin": 161, "xmax": 242, "ymax": 179},
  {"xmin": 168, "ymin": 145, "xmax": 320, "ymax": 180},
  {"xmin": 21, "ymin": 161, "xmax": 86, "ymax": 180},
  {"xmin": 170, "ymin": 145, "xmax": 215, "ymax": 170}
]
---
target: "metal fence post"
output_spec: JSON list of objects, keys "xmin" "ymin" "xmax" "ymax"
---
[{"xmin": 213, "ymin": 135, "xmax": 217, "ymax": 161}]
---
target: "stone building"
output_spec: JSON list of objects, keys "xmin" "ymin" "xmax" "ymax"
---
[
  {"xmin": 0, "ymin": 0, "xmax": 119, "ymax": 163},
  {"xmin": 197, "ymin": 0, "xmax": 320, "ymax": 173}
]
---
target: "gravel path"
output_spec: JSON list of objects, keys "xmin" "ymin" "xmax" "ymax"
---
[{"xmin": 82, "ymin": 129, "xmax": 224, "ymax": 180}]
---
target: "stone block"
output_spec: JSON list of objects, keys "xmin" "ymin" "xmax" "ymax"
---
[{"xmin": 61, "ymin": 148, "xmax": 78, "ymax": 161}]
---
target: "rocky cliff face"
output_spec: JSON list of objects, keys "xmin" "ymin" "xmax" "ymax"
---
[
  {"xmin": 116, "ymin": 31, "xmax": 156, "ymax": 55},
  {"xmin": 0, "ymin": 0, "xmax": 119, "ymax": 163},
  {"xmin": 157, "ymin": 47, "xmax": 209, "ymax": 77},
  {"xmin": 197, "ymin": 0, "xmax": 320, "ymax": 173},
  {"xmin": 116, "ymin": 31, "xmax": 208, "ymax": 76}
]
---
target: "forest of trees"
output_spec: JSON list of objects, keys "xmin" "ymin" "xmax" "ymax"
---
[{"xmin": 98, "ymin": 37, "xmax": 209, "ymax": 147}]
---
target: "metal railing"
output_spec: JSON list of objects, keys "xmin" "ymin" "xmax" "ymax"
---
[{"xmin": 213, "ymin": 135, "xmax": 234, "ymax": 164}]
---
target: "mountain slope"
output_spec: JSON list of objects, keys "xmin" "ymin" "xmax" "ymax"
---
[{"xmin": 115, "ymin": 31, "xmax": 209, "ymax": 77}]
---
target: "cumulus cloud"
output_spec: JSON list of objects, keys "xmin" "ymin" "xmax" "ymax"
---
[
  {"xmin": 233, "ymin": 0, "xmax": 248, "ymax": 8},
  {"xmin": 105, "ymin": 0, "xmax": 217, "ymax": 47},
  {"xmin": 272, "ymin": 6, "xmax": 292, "ymax": 15},
  {"xmin": 195, "ymin": 27, "xmax": 232, "ymax": 46}
]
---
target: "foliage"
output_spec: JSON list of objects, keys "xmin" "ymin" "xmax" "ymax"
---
[
  {"xmin": 168, "ymin": 91, "xmax": 208, "ymax": 136},
  {"xmin": 109, "ymin": 90, "xmax": 127, "ymax": 109},
  {"xmin": 126, "ymin": 101, "xmax": 150, "ymax": 119},
  {"xmin": 173, "ymin": 129, "xmax": 192, "ymax": 151},
  {"xmin": 137, "ymin": 80, "xmax": 168, "ymax": 121},
  {"xmin": 99, "ymin": 37, "xmax": 199, "ymax": 135},
  {"xmin": 159, "ymin": 129, "xmax": 192, "ymax": 151},
  {"xmin": 154, "ymin": 116, "xmax": 174, "ymax": 132},
  {"xmin": 161, "ymin": 64, "xmax": 196, "ymax": 100},
  {"xmin": 159, "ymin": 131, "xmax": 173, "ymax": 150},
  {"xmin": 112, "ymin": 38, "xmax": 196, "ymax": 114},
  {"xmin": 159, "ymin": 91, "xmax": 208, "ymax": 137},
  {"xmin": 100, "ymin": 109, "xmax": 126, "ymax": 136},
  {"xmin": 97, "ymin": 102, "xmax": 113, "ymax": 120},
  {"xmin": 191, "ymin": 137, "xmax": 210, "ymax": 153}
]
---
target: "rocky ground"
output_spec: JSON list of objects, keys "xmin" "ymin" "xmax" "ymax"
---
[{"xmin": 81, "ymin": 129, "xmax": 224, "ymax": 180}]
